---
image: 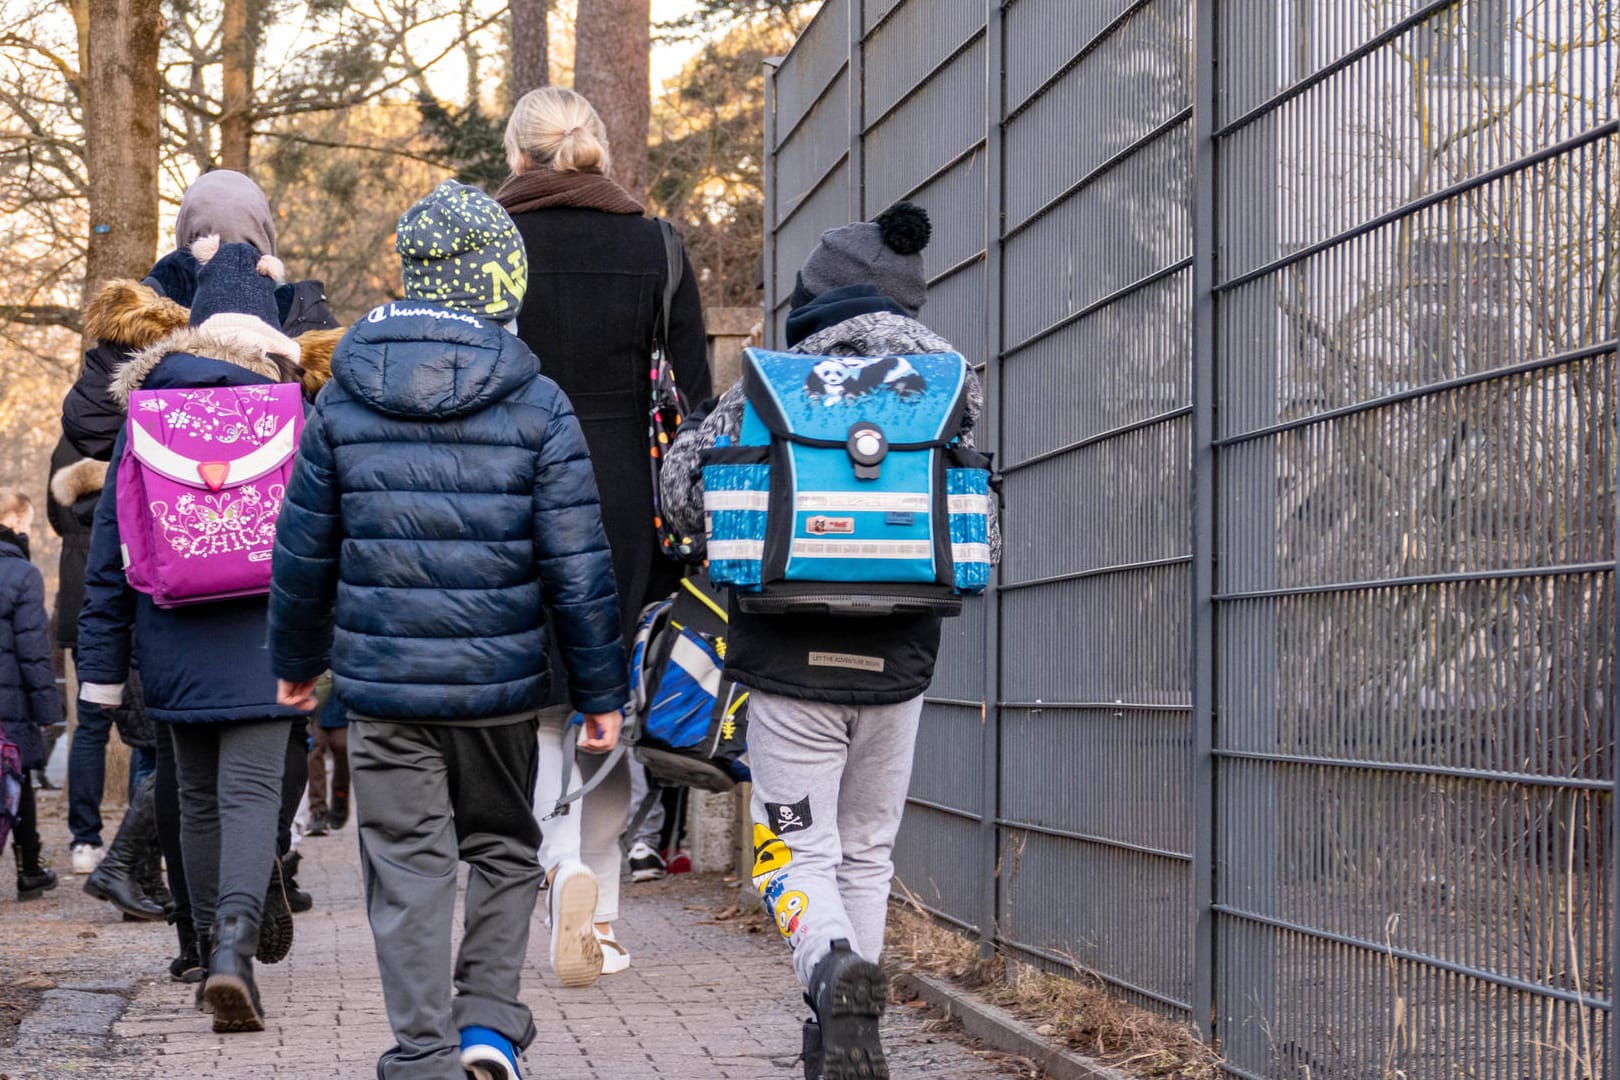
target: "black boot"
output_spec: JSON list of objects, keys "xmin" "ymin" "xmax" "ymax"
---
[
  {"xmin": 138, "ymin": 841, "xmax": 175, "ymax": 917},
  {"xmin": 808, "ymin": 940, "xmax": 888, "ymax": 1080},
  {"xmin": 328, "ymin": 788, "xmax": 348, "ymax": 830},
  {"xmin": 170, "ymin": 915, "xmax": 204, "ymax": 984},
  {"xmin": 15, "ymin": 847, "xmax": 57, "ymax": 901},
  {"xmin": 801, "ymin": 1017, "xmax": 825, "ymax": 1080},
  {"xmin": 204, "ymin": 915, "xmax": 264, "ymax": 1032},
  {"xmin": 83, "ymin": 775, "xmax": 166, "ymax": 921},
  {"xmin": 193, "ymin": 931, "xmax": 212, "ymax": 1012},
  {"xmin": 257, "ymin": 859, "xmax": 295, "ymax": 964},
  {"xmin": 280, "ymin": 851, "xmax": 312, "ymax": 914}
]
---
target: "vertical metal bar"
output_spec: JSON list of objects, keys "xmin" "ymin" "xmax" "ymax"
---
[
  {"xmin": 977, "ymin": 0, "xmax": 1006, "ymax": 962},
  {"xmin": 762, "ymin": 57, "xmax": 782, "ymax": 349},
  {"xmin": 1188, "ymin": 0, "xmax": 1219, "ymax": 1047},
  {"xmin": 847, "ymin": 0, "xmax": 865, "ymax": 221}
]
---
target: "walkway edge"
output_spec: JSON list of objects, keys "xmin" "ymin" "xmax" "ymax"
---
[{"xmin": 891, "ymin": 971, "xmax": 1133, "ymax": 1080}]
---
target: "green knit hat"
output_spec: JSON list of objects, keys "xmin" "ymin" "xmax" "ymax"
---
[{"xmin": 396, "ymin": 180, "xmax": 528, "ymax": 321}]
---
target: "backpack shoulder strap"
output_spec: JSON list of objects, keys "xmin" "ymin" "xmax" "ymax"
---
[{"xmin": 656, "ymin": 218, "xmax": 683, "ymax": 340}]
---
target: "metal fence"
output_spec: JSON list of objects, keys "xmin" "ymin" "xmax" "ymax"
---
[{"xmin": 763, "ymin": 1, "xmax": 1617, "ymax": 1076}]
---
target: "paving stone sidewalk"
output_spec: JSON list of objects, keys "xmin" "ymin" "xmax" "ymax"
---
[{"xmin": 1, "ymin": 794, "xmax": 1019, "ymax": 1080}]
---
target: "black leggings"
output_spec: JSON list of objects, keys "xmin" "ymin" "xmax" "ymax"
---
[
  {"xmin": 12, "ymin": 772, "xmax": 40, "ymax": 871},
  {"xmin": 154, "ymin": 726, "xmax": 192, "ymax": 924},
  {"xmin": 278, "ymin": 720, "xmax": 307, "ymax": 858}
]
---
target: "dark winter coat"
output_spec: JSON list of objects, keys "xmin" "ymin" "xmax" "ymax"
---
[
  {"xmin": 47, "ymin": 437, "xmax": 102, "ymax": 649},
  {"xmin": 507, "ymin": 207, "xmax": 711, "ymax": 701},
  {"xmin": 269, "ymin": 301, "xmax": 628, "ymax": 722},
  {"xmin": 0, "ymin": 529, "xmax": 63, "ymax": 769},
  {"xmin": 62, "ymin": 262, "xmax": 336, "ymax": 463},
  {"xmin": 75, "ymin": 331, "xmax": 310, "ymax": 726},
  {"xmin": 661, "ymin": 307, "xmax": 998, "ymax": 706}
]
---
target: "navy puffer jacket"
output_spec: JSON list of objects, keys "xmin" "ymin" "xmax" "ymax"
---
[
  {"xmin": 0, "ymin": 530, "xmax": 65, "ymax": 769},
  {"xmin": 269, "ymin": 302, "xmax": 627, "ymax": 722}
]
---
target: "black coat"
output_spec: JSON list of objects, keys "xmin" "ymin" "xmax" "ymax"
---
[
  {"xmin": 46, "ymin": 437, "xmax": 102, "ymax": 650},
  {"xmin": 270, "ymin": 302, "xmax": 627, "ymax": 721},
  {"xmin": 509, "ymin": 208, "xmax": 711, "ymax": 701},
  {"xmin": 0, "ymin": 531, "xmax": 62, "ymax": 769}
]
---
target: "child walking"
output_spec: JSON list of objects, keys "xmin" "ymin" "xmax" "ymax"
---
[
  {"xmin": 0, "ymin": 492, "xmax": 64, "ymax": 901},
  {"xmin": 662, "ymin": 204, "xmax": 998, "ymax": 1080},
  {"xmin": 270, "ymin": 180, "xmax": 627, "ymax": 1080}
]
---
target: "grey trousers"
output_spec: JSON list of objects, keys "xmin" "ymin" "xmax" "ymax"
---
[
  {"xmin": 743, "ymin": 689, "xmax": 924, "ymax": 987},
  {"xmin": 169, "ymin": 719, "xmax": 290, "ymax": 938},
  {"xmin": 350, "ymin": 718, "xmax": 542, "ymax": 1080}
]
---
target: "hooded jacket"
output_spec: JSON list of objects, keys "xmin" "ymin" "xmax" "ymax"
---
[
  {"xmin": 74, "ymin": 330, "xmax": 310, "ymax": 725},
  {"xmin": 0, "ymin": 527, "xmax": 61, "ymax": 770},
  {"xmin": 47, "ymin": 438, "xmax": 103, "ymax": 649},
  {"xmin": 269, "ymin": 301, "xmax": 627, "ymax": 723},
  {"xmin": 62, "ymin": 257, "xmax": 338, "ymax": 464},
  {"xmin": 660, "ymin": 306, "xmax": 999, "ymax": 705}
]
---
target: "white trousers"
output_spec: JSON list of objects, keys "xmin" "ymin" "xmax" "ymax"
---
[{"xmin": 533, "ymin": 706, "xmax": 631, "ymax": 923}]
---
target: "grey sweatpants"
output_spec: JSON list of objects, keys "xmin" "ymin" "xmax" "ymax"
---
[
  {"xmin": 743, "ymin": 689, "xmax": 923, "ymax": 988},
  {"xmin": 170, "ymin": 719, "xmax": 289, "ymax": 939},
  {"xmin": 350, "ymin": 718, "xmax": 543, "ymax": 1080}
]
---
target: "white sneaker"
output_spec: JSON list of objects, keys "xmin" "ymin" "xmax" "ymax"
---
[
  {"xmin": 596, "ymin": 927, "xmax": 631, "ymax": 975},
  {"xmin": 70, "ymin": 843, "xmax": 105, "ymax": 875},
  {"xmin": 548, "ymin": 861, "xmax": 603, "ymax": 988}
]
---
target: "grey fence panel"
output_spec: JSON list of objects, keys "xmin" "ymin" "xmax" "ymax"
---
[
  {"xmin": 1211, "ymin": 0, "xmax": 1616, "ymax": 1075},
  {"xmin": 765, "ymin": 0, "xmax": 1618, "ymax": 1072}
]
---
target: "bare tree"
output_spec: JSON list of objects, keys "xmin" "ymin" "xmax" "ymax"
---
[
  {"xmin": 83, "ymin": 0, "xmax": 163, "ymax": 292},
  {"xmin": 219, "ymin": 0, "xmax": 254, "ymax": 170},
  {"xmin": 574, "ymin": 0, "xmax": 650, "ymax": 199},
  {"xmin": 511, "ymin": 0, "xmax": 551, "ymax": 100}
]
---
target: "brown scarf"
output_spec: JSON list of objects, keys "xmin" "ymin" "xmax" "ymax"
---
[{"xmin": 494, "ymin": 168, "xmax": 645, "ymax": 217}]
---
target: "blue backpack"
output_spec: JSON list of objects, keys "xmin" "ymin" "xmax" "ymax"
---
[{"xmin": 701, "ymin": 347, "xmax": 991, "ymax": 617}]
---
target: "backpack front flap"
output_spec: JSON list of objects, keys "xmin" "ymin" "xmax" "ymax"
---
[
  {"xmin": 118, "ymin": 383, "xmax": 304, "ymax": 607},
  {"xmin": 703, "ymin": 348, "xmax": 988, "ymax": 611}
]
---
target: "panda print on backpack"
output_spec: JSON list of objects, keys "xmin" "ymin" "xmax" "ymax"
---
[{"xmin": 804, "ymin": 356, "xmax": 927, "ymax": 406}]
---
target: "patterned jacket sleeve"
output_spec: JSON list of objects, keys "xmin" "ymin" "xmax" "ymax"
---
[
  {"xmin": 532, "ymin": 392, "xmax": 628, "ymax": 714},
  {"xmin": 660, "ymin": 382, "xmax": 747, "ymax": 542},
  {"xmin": 269, "ymin": 403, "xmax": 342, "ymax": 682}
]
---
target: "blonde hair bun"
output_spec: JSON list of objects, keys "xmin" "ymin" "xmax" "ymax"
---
[{"xmin": 505, "ymin": 87, "xmax": 612, "ymax": 176}]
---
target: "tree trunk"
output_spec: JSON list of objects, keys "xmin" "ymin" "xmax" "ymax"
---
[
  {"xmin": 219, "ymin": 0, "xmax": 253, "ymax": 170},
  {"xmin": 84, "ymin": 0, "xmax": 163, "ymax": 296},
  {"xmin": 574, "ymin": 0, "xmax": 650, "ymax": 201},
  {"xmin": 510, "ymin": 0, "xmax": 551, "ymax": 102}
]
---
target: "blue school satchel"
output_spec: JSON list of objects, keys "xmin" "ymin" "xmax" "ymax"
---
[{"xmin": 700, "ymin": 347, "xmax": 991, "ymax": 617}]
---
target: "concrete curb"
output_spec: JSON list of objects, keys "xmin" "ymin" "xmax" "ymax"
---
[{"xmin": 892, "ymin": 971, "xmax": 1133, "ymax": 1080}]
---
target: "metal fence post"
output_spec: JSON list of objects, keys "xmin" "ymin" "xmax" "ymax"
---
[
  {"xmin": 847, "ymin": 0, "xmax": 864, "ymax": 221},
  {"xmin": 976, "ymin": 0, "xmax": 1007, "ymax": 962},
  {"xmin": 1188, "ymin": 0, "xmax": 1218, "ymax": 1047},
  {"xmin": 762, "ymin": 57, "xmax": 781, "ymax": 349}
]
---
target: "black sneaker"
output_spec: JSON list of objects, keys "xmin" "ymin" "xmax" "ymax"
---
[
  {"xmin": 328, "ymin": 790, "xmax": 348, "ymax": 830},
  {"xmin": 17, "ymin": 866, "xmax": 58, "ymax": 901},
  {"xmin": 627, "ymin": 841, "xmax": 666, "ymax": 882},
  {"xmin": 257, "ymin": 860, "xmax": 295, "ymax": 964},
  {"xmin": 304, "ymin": 811, "xmax": 330, "ymax": 837},
  {"xmin": 809, "ymin": 940, "xmax": 888, "ymax": 1080}
]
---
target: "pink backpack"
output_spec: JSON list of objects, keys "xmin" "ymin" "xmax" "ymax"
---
[{"xmin": 117, "ymin": 383, "xmax": 304, "ymax": 608}]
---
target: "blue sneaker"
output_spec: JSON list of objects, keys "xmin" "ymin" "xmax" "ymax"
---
[{"xmin": 459, "ymin": 1026, "xmax": 521, "ymax": 1080}]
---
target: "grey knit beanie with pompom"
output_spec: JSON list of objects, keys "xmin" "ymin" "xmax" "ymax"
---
[{"xmin": 796, "ymin": 202, "xmax": 932, "ymax": 315}]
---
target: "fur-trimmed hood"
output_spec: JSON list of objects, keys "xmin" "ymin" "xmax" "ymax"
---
[
  {"xmin": 295, "ymin": 327, "xmax": 343, "ymax": 397},
  {"xmin": 84, "ymin": 279, "xmax": 189, "ymax": 349},
  {"xmin": 111, "ymin": 327, "xmax": 290, "ymax": 408},
  {"xmin": 50, "ymin": 457, "xmax": 106, "ymax": 507}
]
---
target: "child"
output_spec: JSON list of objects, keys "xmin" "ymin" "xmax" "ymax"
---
[
  {"xmin": 269, "ymin": 180, "xmax": 627, "ymax": 1080},
  {"xmin": 76, "ymin": 238, "xmax": 310, "ymax": 1033},
  {"xmin": 0, "ymin": 491, "xmax": 63, "ymax": 900},
  {"xmin": 661, "ymin": 203, "xmax": 998, "ymax": 1080}
]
